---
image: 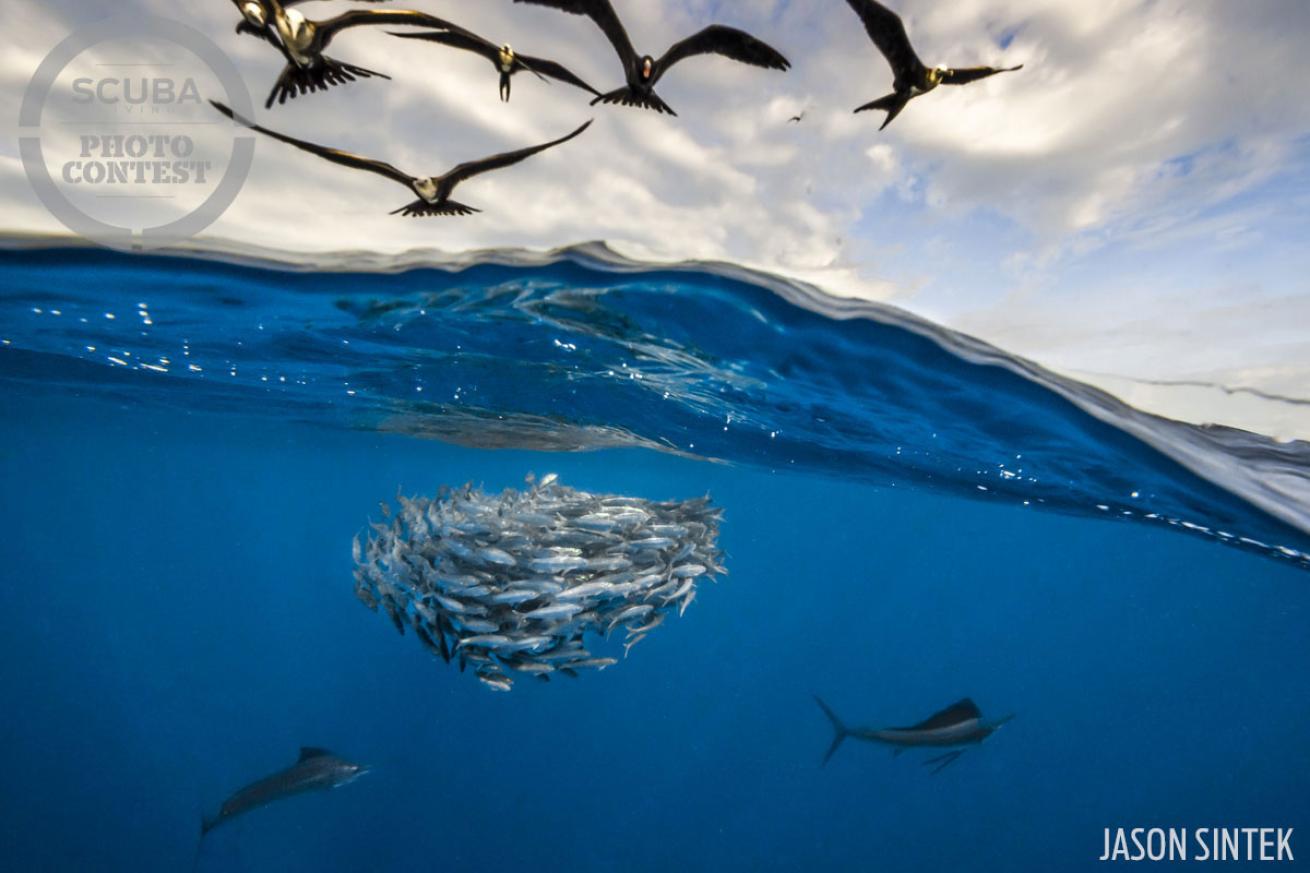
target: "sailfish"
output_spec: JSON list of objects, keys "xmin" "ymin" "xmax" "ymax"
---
[{"xmin": 814, "ymin": 696, "xmax": 1013, "ymax": 774}]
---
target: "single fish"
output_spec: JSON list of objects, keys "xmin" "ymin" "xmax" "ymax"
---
[
  {"xmin": 201, "ymin": 747, "xmax": 369, "ymax": 837},
  {"xmin": 489, "ymin": 589, "xmax": 541, "ymax": 605},
  {"xmin": 568, "ymin": 657, "xmax": 618, "ymax": 671},
  {"xmin": 813, "ymin": 696, "xmax": 1014, "ymax": 773},
  {"xmin": 606, "ymin": 603, "xmax": 653, "ymax": 633},
  {"xmin": 627, "ymin": 612, "xmax": 666, "ymax": 635},
  {"xmin": 456, "ymin": 634, "xmax": 514, "ymax": 650},
  {"xmin": 557, "ymin": 581, "xmax": 616, "ymax": 600},
  {"xmin": 522, "ymin": 603, "xmax": 583, "ymax": 622},
  {"xmin": 478, "ymin": 547, "xmax": 516, "ymax": 566},
  {"xmin": 623, "ymin": 632, "xmax": 648, "ymax": 658},
  {"xmin": 678, "ymin": 588, "xmax": 696, "ymax": 617},
  {"xmin": 478, "ymin": 672, "xmax": 513, "ymax": 692}
]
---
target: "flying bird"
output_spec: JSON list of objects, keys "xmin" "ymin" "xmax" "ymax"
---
[
  {"xmin": 247, "ymin": 0, "xmax": 468, "ymax": 108},
  {"xmin": 513, "ymin": 0, "xmax": 789, "ymax": 116},
  {"xmin": 814, "ymin": 696, "xmax": 1013, "ymax": 774},
  {"xmin": 389, "ymin": 28, "xmax": 600, "ymax": 102},
  {"xmin": 229, "ymin": 0, "xmax": 391, "ymax": 45},
  {"xmin": 210, "ymin": 100, "xmax": 592, "ymax": 217},
  {"xmin": 845, "ymin": 0, "xmax": 1022, "ymax": 130}
]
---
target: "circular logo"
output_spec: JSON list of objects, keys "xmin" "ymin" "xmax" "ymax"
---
[{"xmin": 18, "ymin": 13, "xmax": 256, "ymax": 251}]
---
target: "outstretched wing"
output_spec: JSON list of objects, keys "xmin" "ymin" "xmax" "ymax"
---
[
  {"xmin": 516, "ymin": 53, "xmax": 602, "ymax": 95},
  {"xmin": 514, "ymin": 0, "xmax": 639, "ymax": 75},
  {"xmin": 388, "ymin": 28, "xmax": 500, "ymax": 64},
  {"xmin": 845, "ymin": 0, "xmax": 925, "ymax": 81},
  {"xmin": 319, "ymin": 10, "xmax": 469, "ymax": 45},
  {"xmin": 235, "ymin": 19, "xmax": 280, "ymax": 45},
  {"xmin": 209, "ymin": 100, "xmax": 413, "ymax": 187},
  {"xmin": 440, "ymin": 119, "xmax": 592, "ymax": 194},
  {"xmin": 940, "ymin": 64, "xmax": 1023, "ymax": 85},
  {"xmin": 654, "ymin": 25, "xmax": 790, "ymax": 81}
]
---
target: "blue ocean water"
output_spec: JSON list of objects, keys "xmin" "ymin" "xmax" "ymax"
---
[{"xmin": 1, "ymin": 243, "xmax": 1308, "ymax": 871}]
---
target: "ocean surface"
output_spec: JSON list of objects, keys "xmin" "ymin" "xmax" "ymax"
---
[{"xmin": 2, "ymin": 242, "xmax": 1309, "ymax": 871}]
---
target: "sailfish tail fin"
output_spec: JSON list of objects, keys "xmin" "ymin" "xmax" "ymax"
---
[
  {"xmin": 194, "ymin": 818, "xmax": 212, "ymax": 873},
  {"xmin": 813, "ymin": 695, "xmax": 849, "ymax": 767}
]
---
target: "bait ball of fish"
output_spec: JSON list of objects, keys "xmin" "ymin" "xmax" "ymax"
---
[{"xmin": 353, "ymin": 473, "xmax": 725, "ymax": 692}]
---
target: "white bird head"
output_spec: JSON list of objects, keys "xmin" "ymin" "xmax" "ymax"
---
[
  {"xmin": 283, "ymin": 8, "xmax": 308, "ymax": 40},
  {"xmin": 641, "ymin": 56, "xmax": 654, "ymax": 80},
  {"xmin": 414, "ymin": 177, "xmax": 439, "ymax": 202},
  {"xmin": 239, "ymin": 1, "xmax": 267, "ymax": 28}
]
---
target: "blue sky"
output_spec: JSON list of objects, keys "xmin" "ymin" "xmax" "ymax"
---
[{"xmin": 2, "ymin": 0, "xmax": 1308, "ymax": 436}]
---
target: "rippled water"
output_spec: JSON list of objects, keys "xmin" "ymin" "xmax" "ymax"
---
[
  {"xmin": 3, "ymin": 241, "xmax": 1310, "ymax": 873},
  {"xmin": 3, "ymin": 241, "xmax": 1308, "ymax": 570}
]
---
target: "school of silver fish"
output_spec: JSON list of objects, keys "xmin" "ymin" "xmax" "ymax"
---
[{"xmin": 352, "ymin": 473, "xmax": 725, "ymax": 691}]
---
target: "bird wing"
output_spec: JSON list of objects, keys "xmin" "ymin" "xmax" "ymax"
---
[
  {"xmin": 844, "ymin": 0, "xmax": 925, "ymax": 81},
  {"xmin": 235, "ymin": 19, "xmax": 281, "ymax": 46},
  {"xmin": 513, "ymin": 0, "xmax": 639, "ymax": 76},
  {"xmin": 439, "ymin": 119, "xmax": 592, "ymax": 194},
  {"xmin": 939, "ymin": 64, "xmax": 1023, "ymax": 85},
  {"xmin": 515, "ymin": 52, "xmax": 603, "ymax": 95},
  {"xmin": 653, "ymin": 24, "xmax": 790, "ymax": 81},
  {"xmin": 387, "ymin": 28, "xmax": 500, "ymax": 63},
  {"xmin": 319, "ymin": 10, "xmax": 467, "ymax": 45},
  {"xmin": 209, "ymin": 100, "xmax": 413, "ymax": 187}
]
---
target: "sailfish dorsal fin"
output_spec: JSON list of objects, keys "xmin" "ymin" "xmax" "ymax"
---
[
  {"xmin": 298, "ymin": 746, "xmax": 333, "ymax": 762},
  {"xmin": 910, "ymin": 698, "xmax": 982, "ymax": 731}
]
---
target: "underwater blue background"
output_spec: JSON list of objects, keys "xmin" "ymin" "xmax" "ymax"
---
[{"xmin": 1, "ymin": 247, "xmax": 1308, "ymax": 871}]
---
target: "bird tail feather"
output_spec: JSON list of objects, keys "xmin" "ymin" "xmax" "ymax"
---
[
  {"xmin": 590, "ymin": 87, "xmax": 677, "ymax": 116},
  {"xmin": 390, "ymin": 199, "xmax": 481, "ymax": 217},
  {"xmin": 854, "ymin": 92, "xmax": 909, "ymax": 130},
  {"xmin": 265, "ymin": 57, "xmax": 391, "ymax": 109}
]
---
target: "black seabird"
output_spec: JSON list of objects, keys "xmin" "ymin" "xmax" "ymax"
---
[
  {"xmin": 845, "ymin": 0, "xmax": 1022, "ymax": 130},
  {"xmin": 229, "ymin": 0, "xmax": 390, "ymax": 45},
  {"xmin": 513, "ymin": 0, "xmax": 789, "ymax": 116},
  {"xmin": 388, "ymin": 28, "xmax": 601, "ymax": 102},
  {"xmin": 211, "ymin": 101, "xmax": 592, "ymax": 217},
  {"xmin": 252, "ymin": 1, "xmax": 466, "ymax": 108},
  {"xmin": 814, "ymin": 696, "xmax": 1013, "ymax": 774}
]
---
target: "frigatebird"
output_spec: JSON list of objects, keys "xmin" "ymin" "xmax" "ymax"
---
[
  {"xmin": 814, "ymin": 696, "xmax": 1013, "ymax": 774},
  {"xmin": 389, "ymin": 28, "xmax": 600, "ymax": 102},
  {"xmin": 210, "ymin": 100, "xmax": 592, "ymax": 217},
  {"xmin": 845, "ymin": 0, "xmax": 1022, "ymax": 130},
  {"xmin": 229, "ymin": 0, "xmax": 391, "ymax": 45},
  {"xmin": 513, "ymin": 0, "xmax": 789, "ymax": 116},
  {"xmin": 247, "ymin": 1, "xmax": 468, "ymax": 108}
]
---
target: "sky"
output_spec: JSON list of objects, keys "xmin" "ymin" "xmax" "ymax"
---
[{"xmin": 2, "ymin": 0, "xmax": 1309, "ymax": 438}]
